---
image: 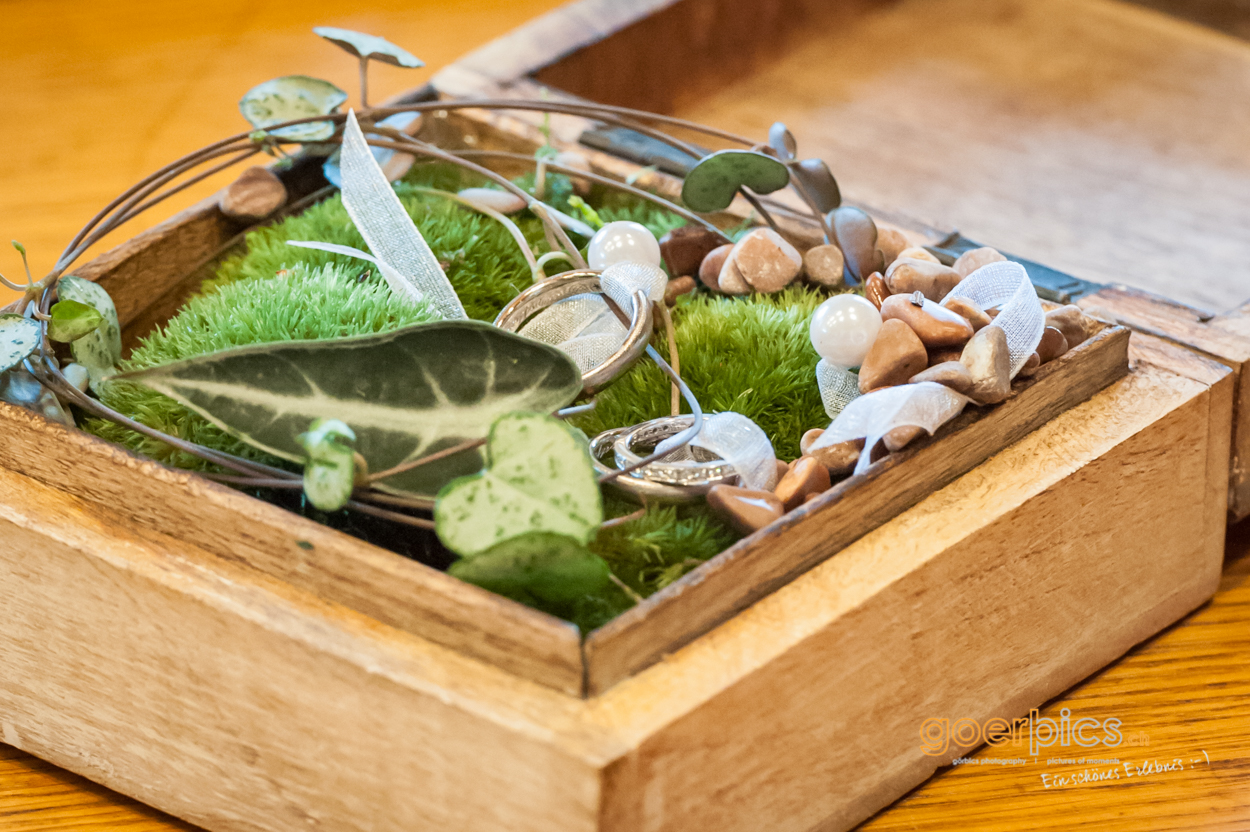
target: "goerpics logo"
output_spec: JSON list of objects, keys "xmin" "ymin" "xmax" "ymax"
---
[{"xmin": 921, "ymin": 708, "xmax": 1124, "ymax": 757}]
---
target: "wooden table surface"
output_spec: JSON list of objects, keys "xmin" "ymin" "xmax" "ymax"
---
[{"xmin": 2, "ymin": 1, "xmax": 1250, "ymax": 830}]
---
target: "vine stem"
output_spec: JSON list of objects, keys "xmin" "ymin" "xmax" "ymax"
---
[{"xmin": 658, "ymin": 302, "xmax": 682, "ymax": 417}]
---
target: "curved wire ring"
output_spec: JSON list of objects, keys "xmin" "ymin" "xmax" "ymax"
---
[
  {"xmin": 589, "ymin": 427, "xmax": 730, "ymax": 504},
  {"xmin": 492, "ymin": 269, "xmax": 653, "ymax": 395},
  {"xmin": 612, "ymin": 415, "xmax": 737, "ymax": 487}
]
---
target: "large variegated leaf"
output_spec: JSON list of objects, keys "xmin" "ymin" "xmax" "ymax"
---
[
  {"xmin": 116, "ymin": 321, "xmax": 583, "ymax": 497},
  {"xmin": 238, "ymin": 76, "xmax": 348, "ymax": 142}
]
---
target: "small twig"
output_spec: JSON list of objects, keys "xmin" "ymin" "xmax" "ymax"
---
[
  {"xmin": 358, "ymin": 56, "xmax": 370, "ymax": 108},
  {"xmin": 608, "ymin": 572, "xmax": 645, "ymax": 605},
  {"xmin": 600, "ymin": 506, "xmax": 647, "ymax": 530},
  {"xmin": 346, "ymin": 499, "xmax": 435, "ymax": 530},
  {"xmin": 555, "ymin": 400, "xmax": 596, "ymax": 419},
  {"xmin": 367, "ymin": 437, "xmax": 487, "ymax": 484},
  {"xmin": 658, "ymin": 302, "xmax": 681, "ymax": 417}
]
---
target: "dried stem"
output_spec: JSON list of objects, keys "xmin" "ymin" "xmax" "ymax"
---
[
  {"xmin": 359, "ymin": 56, "xmax": 370, "ymax": 108},
  {"xmin": 346, "ymin": 499, "xmax": 435, "ymax": 530},
  {"xmin": 608, "ymin": 572, "xmax": 645, "ymax": 605},
  {"xmin": 658, "ymin": 302, "xmax": 681, "ymax": 417},
  {"xmin": 601, "ymin": 506, "xmax": 647, "ymax": 530},
  {"xmin": 367, "ymin": 437, "xmax": 487, "ymax": 484}
]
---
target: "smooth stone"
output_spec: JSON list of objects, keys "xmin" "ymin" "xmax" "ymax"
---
[
  {"xmin": 660, "ymin": 225, "xmax": 724, "ymax": 279},
  {"xmin": 1037, "ymin": 326, "xmax": 1070, "ymax": 364},
  {"xmin": 775, "ymin": 458, "xmax": 792, "ymax": 484},
  {"xmin": 588, "ymin": 221, "xmax": 662, "ymax": 270},
  {"xmin": 896, "ymin": 246, "xmax": 939, "ymax": 263},
  {"xmin": 62, "ymin": 362, "xmax": 91, "ymax": 393},
  {"xmin": 803, "ymin": 244, "xmax": 845, "ymax": 288},
  {"xmin": 1017, "ymin": 352, "xmax": 1042, "ymax": 378},
  {"xmin": 877, "ymin": 228, "xmax": 909, "ymax": 267},
  {"xmin": 909, "ymin": 361, "xmax": 974, "ymax": 395},
  {"xmin": 809, "ymin": 294, "xmax": 883, "ymax": 369},
  {"xmin": 774, "ymin": 456, "xmax": 832, "ymax": 511},
  {"xmin": 803, "ymin": 491, "xmax": 823, "ymax": 505},
  {"xmin": 699, "ymin": 244, "xmax": 733, "ymax": 291},
  {"xmin": 220, "ymin": 166, "xmax": 287, "ymax": 220},
  {"xmin": 725, "ymin": 228, "xmax": 803, "ymax": 293},
  {"xmin": 865, "ymin": 272, "xmax": 890, "ymax": 309},
  {"xmin": 960, "ymin": 325, "xmax": 1012, "ymax": 404},
  {"xmin": 664, "ymin": 276, "xmax": 697, "ymax": 306},
  {"xmin": 858, "ymin": 318, "xmax": 928, "ymax": 393},
  {"xmin": 952, "ymin": 246, "xmax": 1006, "ymax": 278},
  {"xmin": 1045, "ymin": 304, "xmax": 1089, "ymax": 349},
  {"xmin": 883, "ymin": 425, "xmax": 925, "ymax": 453},
  {"xmin": 706, "ymin": 485, "xmax": 784, "ymax": 535},
  {"xmin": 943, "ymin": 296, "xmax": 992, "ymax": 331},
  {"xmin": 800, "ymin": 428, "xmax": 825, "ymax": 457},
  {"xmin": 880, "ymin": 293, "xmax": 974, "ymax": 349},
  {"xmin": 716, "ymin": 255, "xmax": 754, "ymax": 295},
  {"xmin": 808, "ymin": 437, "xmax": 865, "ymax": 476},
  {"xmin": 885, "ymin": 258, "xmax": 962, "ymax": 302},
  {"xmin": 456, "ymin": 187, "xmax": 527, "ymax": 214}
]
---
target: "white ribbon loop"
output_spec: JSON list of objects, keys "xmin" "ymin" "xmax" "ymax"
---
[{"xmin": 941, "ymin": 260, "xmax": 1044, "ymax": 376}]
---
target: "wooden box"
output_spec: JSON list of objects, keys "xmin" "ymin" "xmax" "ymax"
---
[{"xmin": 0, "ymin": 1, "xmax": 1244, "ymax": 830}]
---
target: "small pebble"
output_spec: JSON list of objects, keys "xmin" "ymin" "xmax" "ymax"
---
[
  {"xmin": 803, "ymin": 491, "xmax": 823, "ymax": 505},
  {"xmin": 660, "ymin": 225, "xmax": 724, "ymax": 279},
  {"xmin": 1017, "ymin": 352, "xmax": 1042, "ymax": 378},
  {"xmin": 883, "ymin": 425, "xmax": 925, "ymax": 453},
  {"xmin": 775, "ymin": 458, "xmax": 792, "ymax": 483},
  {"xmin": 699, "ymin": 244, "xmax": 733, "ymax": 291},
  {"xmin": 664, "ymin": 276, "xmax": 697, "ymax": 306},
  {"xmin": 960, "ymin": 325, "xmax": 1012, "ymax": 404},
  {"xmin": 865, "ymin": 272, "xmax": 890, "ymax": 309},
  {"xmin": 928, "ymin": 347, "xmax": 965, "ymax": 366},
  {"xmin": 952, "ymin": 246, "xmax": 1006, "ymax": 278},
  {"xmin": 896, "ymin": 246, "xmax": 940, "ymax": 264},
  {"xmin": 1036, "ymin": 326, "xmax": 1069, "ymax": 364},
  {"xmin": 910, "ymin": 360, "xmax": 974, "ymax": 395},
  {"xmin": 858, "ymin": 318, "xmax": 928, "ymax": 393},
  {"xmin": 943, "ymin": 296, "xmax": 992, "ymax": 331},
  {"xmin": 800, "ymin": 428, "xmax": 825, "ymax": 456},
  {"xmin": 1045, "ymin": 305, "xmax": 1089, "ymax": 349},
  {"xmin": 723, "ymin": 228, "xmax": 803, "ymax": 293},
  {"xmin": 808, "ymin": 437, "xmax": 865, "ymax": 476},
  {"xmin": 774, "ymin": 456, "xmax": 832, "ymax": 511},
  {"xmin": 803, "ymin": 244, "xmax": 845, "ymax": 288},
  {"xmin": 61, "ymin": 363, "xmax": 91, "ymax": 393},
  {"xmin": 885, "ymin": 258, "xmax": 962, "ymax": 302},
  {"xmin": 707, "ymin": 485, "xmax": 785, "ymax": 535},
  {"xmin": 880, "ymin": 293, "xmax": 974, "ymax": 349},
  {"xmin": 876, "ymin": 228, "xmax": 910, "ymax": 268},
  {"xmin": 457, "ymin": 187, "xmax": 527, "ymax": 215},
  {"xmin": 220, "ymin": 167, "xmax": 287, "ymax": 220}
]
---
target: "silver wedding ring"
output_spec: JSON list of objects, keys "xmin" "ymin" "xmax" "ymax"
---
[{"xmin": 590, "ymin": 416, "xmax": 739, "ymax": 503}]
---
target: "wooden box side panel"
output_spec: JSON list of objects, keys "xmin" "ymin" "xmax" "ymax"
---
[
  {"xmin": 0, "ymin": 469, "xmax": 606, "ymax": 832},
  {"xmin": 595, "ymin": 359, "xmax": 1229, "ymax": 832}
]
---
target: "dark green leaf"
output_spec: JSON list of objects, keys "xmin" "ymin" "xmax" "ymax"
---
[
  {"xmin": 117, "ymin": 321, "xmax": 583, "ymax": 497},
  {"xmin": 681, "ymin": 150, "xmax": 790, "ymax": 213},
  {"xmin": 831, "ymin": 206, "xmax": 884, "ymax": 285},
  {"xmin": 448, "ymin": 531, "xmax": 611, "ymax": 604},
  {"xmin": 47, "ymin": 300, "xmax": 103, "ymax": 343},
  {"xmin": 239, "ymin": 76, "xmax": 349, "ymax": 142}
]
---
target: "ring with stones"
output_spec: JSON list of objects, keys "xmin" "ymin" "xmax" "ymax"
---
[
  {"xmin": 611, "ymin": 415, "xmax": 738, "ymax": 488},
  {"xmin": 590, "ymin": 426, "xmax": 725, "ymax": 503}
]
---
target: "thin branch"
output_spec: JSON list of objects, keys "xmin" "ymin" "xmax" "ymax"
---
[
  {"xmin": 608, "ymin": 573, "xmax": 645, "ymax": 605},
  {"xmin": 346, "ymin": 500, "xmax": 435, "ymax": 530},
  {"xmin": 367, "ymin": 437, "xmax": 487, "ymax": 484},
  {"xmin": 601, "ymin": 506, "xmax": 647, "ymax": 530},
  {"xmin": 658, "ymin": 302, "xmax": 681, "ymax": 417}
]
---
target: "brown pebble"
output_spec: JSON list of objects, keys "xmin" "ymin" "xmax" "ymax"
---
[
  {"xmin": 928, "ymin": 347, "xmax": 965, "ymax": 366},
  {"xmin": 897, "ymin": 246, "xmax": 940, "ymax": 264},
  {"xmin": 885, "ymin": 258, "xmax": 963, "ymax": 302},
  {"xmin": 774, "ymin": 456, "xmax": 832, "ymax": 511},
  {"xmin": 865, "ymin": 272, "xmax": 890, "ymax": 309},
  {"xmin": 726, "ymin": 228, "xmax": 803, "ymax": 293},
  {"xmin": 876, "ymin": 228, "xmax": 910, "ymax": 267},
  {"xmin": 803, "ymin": 244, "xmax": 845, "ymax": 288},
  {"xmin": 883, "ymin": 425, "xmax": 925, "ymax": 453},
  {"xmin": 858, "ymin": 319, "xmax": 928, "ymax": 393},
  {"xmin": 698, "ymin": 244, "xmax": 733, "ymax": 292},
  {"xmin": 960, "ymin": 325, "xmax": 1012, "ymax": 404},
  {"xmin": 803, "ymin": 491, "xmax": 823, "ymax": 505},
  {"xmin": 952, "ymin": 246, "xmax": 1006, "ymax": 278},
  {"xmin": 1045, "ymin": 304, "xmax": 1089, "ymax": 349},
  {"xmin": 880, "ymin": 293, "xmax": 974, "ymax": 349},
  {"xmin": 985, "ymin": 306, "xmax": 1002, "ymax": 319},
  {"xmin": 1036, "ymin": 326, "xmax": 1069, "ymax": 364},
  {"xmin": 220, "ymin": 166, "xmax": 287, "ymax": 220},
  {"xmin": 943, "ymin": 296, "xmax": 992, "ymax": 331},
  {"xmin": 664, "ymin": 276, "xmax": 697, "ymax": 306},
  {"xmin": 799, "ymin": 428, "xmax": 826, "ymax": 457},
  {"xmin": 660, "ymin": 225, "xmax": 724, "ymax": 279},
  {"xmin": 774, "ymin": 458, "xmax": 792, "ymax": 484},
  {"xmin": 1017, "ymin": 352, "xmax": 1042, "ymax": 378},
  {"xmin": 808, "ymin": 437, "xmax": 865, "ymax": 476},
  {"xmin": 910, "ymin": 361, "xmax": 974, "ymax": 395},
  {"xmin": 707, "ymin": 485, "xmax": 784, "ymax": 535}
]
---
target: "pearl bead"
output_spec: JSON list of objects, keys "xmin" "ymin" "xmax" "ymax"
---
[
  {"xmin": 809, "ymin": 294, "xmax": 883, "ymax": 369},
  {"xmin": 588, "ymin": 221, "xmax": 662, "ymax": 270}
]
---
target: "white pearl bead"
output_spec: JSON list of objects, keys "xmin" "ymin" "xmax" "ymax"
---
[
  {"xmin": 587, "ymin": 221, "xmax": 662, "ymax": 270},
  {"xmin": 809, "ymin": 294, "xmax": 883, "ymax": 369}
]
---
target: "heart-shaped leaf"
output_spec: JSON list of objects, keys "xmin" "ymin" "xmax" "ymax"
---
[
  {"xmin": 681, "ymin": 150, "xmax": 790, "ymax": 213},
  {"xmin": 448, "ymin": 531, "xmax": 611, "ymax": 605},
  {"xmin": 239, "ymin": 76, "xmax": 349, "ymax": 142},
  {"xmin": 768, "ymin": 122, "xmax": 797, "ymax": 162},
  {"xmin": 47, "ymin": 299, "xmax": 103, "ymax": 343},
  {"xmin": 117, "ymin": 321, "xmax": 583, "ymax": 497},
  {"xmin": 312, "ymin": 27, "xmax": 424, "ymax": 68},
  {"xmin": 0, "ymin": 314, "xmax": 40, "ymax": 375},
  {"xmin": 57, "ymin": 275, "xmax": 122, "ymax": 391},
  {"xmin": 435, "ymin": 411, "xmax": 603, "ymax": 557},
  {"xmin": 299, "ymin": 418, "xmax": 357, "ymax": 511},
  {"xmin": 793, "ymin": 158, "xmax": 842, "ymax": 213},
  {"xmin": 831, "ymin": 206, "xmax": 885, "ymax": 285}
]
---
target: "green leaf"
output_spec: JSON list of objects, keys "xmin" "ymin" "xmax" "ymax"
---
[
  {"xmin": 116, "ymin": 321, "xmax": 583, "ymax": 498},
  {"xmin": 312, "ymin": 27, "xmax": 424, "ymax": 68},
  {"xmin": 831, "ymin": 206, "xmax": 885, "ymax": 285},
  {"xmin": 0, "ymin": 314, "xmax": 40, "ymax": 375},
  {"xmin": 238, "ymin": 76, "xmax": 349, "ymax": 142},
  {"xmin": 57, "ymin": 276, "xmax": 122, "ymax": 391},
  {"xmin": 47, "ymin": 300, "xmax": 103, "ymax": 343},
  {"xmin": 681, "ymin": 150, "xmax": 790, "ymax": 213},
  {"xmin": 435, "ymin": 412, "xmax": 603, "ymax": 557},
  {"xmin": 298, "ymin": 418, "xmax": 357, "ymax": 511},
  {"xmin": 448, "ymin": 531, "xmax": 611, "ymax": 604}
]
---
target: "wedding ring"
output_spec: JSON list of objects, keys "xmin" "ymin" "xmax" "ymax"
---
[
  {"xmin": 493, "ymin": 269, "xmax": 653, "ymax": 395},
  {"xmin": 590, "ymin": 427, "xmax": 727, "ymax": 504},
  {"xmin": 612, "ymin": 415, "xmax": 738, "ymax": 487}
]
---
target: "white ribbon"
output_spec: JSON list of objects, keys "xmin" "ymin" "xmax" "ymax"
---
[
  {"xmin": 942, "ymin": 260, "xmax": 1044, "ymax": 376},
  {"xmin": 816, "ymin": 359, "xmax": 862, "ymax": 419},
  {"xmin": 656, "ymin": 411, "xmax": 778, "ymax": 491}
]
